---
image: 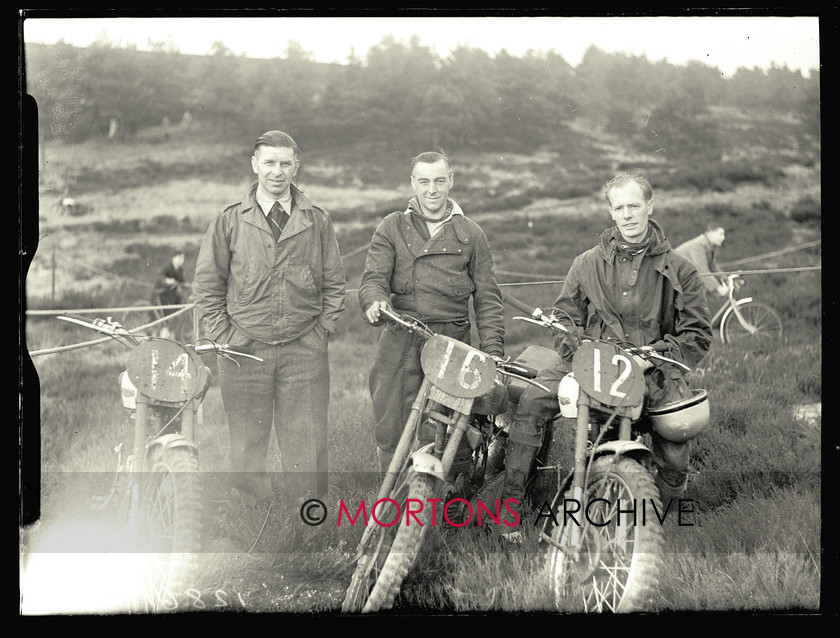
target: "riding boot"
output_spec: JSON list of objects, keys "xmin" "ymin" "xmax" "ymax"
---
[
  {"xmin": 498, "ymin": 440, "xmax": 540, "ymax": 542},
  {"xmin": 654, "ymin": 464, "xmax": 689, "ymax": 501},
  {"xmin": 376, "ymin": 447, "xmax": 394, "ymax": 481},
  {"xmin": 651, "ymin": 434, "xmax": 690, "ymax": 501}
]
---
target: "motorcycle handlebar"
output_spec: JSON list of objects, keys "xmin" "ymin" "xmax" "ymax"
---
[{"xmin": 502, "ymin": 295, "xmax": 689, "ymax": 371}]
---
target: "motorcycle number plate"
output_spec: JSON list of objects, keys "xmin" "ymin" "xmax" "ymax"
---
[
  {"xmin": 420, "ymin": 335, "xmax": 496, "ymax": 399},
  {"xmin": 572, "ymin": 341, "xmax": 645, "ymax": 407},
  {"xmin": 127, "ymin": 338, "xmax": 204, "ymax": 402}
]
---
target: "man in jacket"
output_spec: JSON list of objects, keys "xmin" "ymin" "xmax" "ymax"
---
[
  {"xmin": 674, "ymin": 223, "xmax": 728, "ymax": 300},
  {"xmin": 358, "ymin": 151, "xmax": 505, "ymax": 476},
  {"xmin": 193, "ymin": 130, "xmax": 346, "ymax": 504},
  {"xmin": 500, "ymin": 172, "xmax": 712, "ymax": 534}
]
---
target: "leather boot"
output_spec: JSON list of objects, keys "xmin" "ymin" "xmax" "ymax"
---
[
  {"xmin": 376, "ymin": 447, "xmax": 394, "ymax": 481},
  {"xmin": 499, "ymin": 440, "xmax": 539, "ymax": 542},
  {"xmin": 654, "ymin": 464, "xmax": 689, "ymax": 500},
  {"xmin": 501, "ymin": 440, "xmax": 540, "ymax": 502}
]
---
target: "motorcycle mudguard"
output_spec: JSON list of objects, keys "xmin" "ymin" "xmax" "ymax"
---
[
  {"xmin": 591, "ymin": 440, "xmax": 654, "ymax": 463},
  {"xmin": 410, "ymin": 451, "xmax": 446, "ymax": 482},
  {"xmin": 145, "ymin": 433, "xmax": 198, "ymax": 459}
]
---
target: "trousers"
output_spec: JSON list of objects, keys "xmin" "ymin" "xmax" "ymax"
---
[
  {"xmin": 368, "ymin": 320, "xmax": 471, "ymax": 453},
  {"xmin": 218, "ymin": 325, "xmax": 330, "ymax": 500}
]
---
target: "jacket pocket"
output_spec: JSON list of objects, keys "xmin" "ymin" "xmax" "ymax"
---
[
  {"xmin": 450, "ymin": 274, "xmax": 475, "ymax": 297},
  {"xmin": 390, "ymin": 273, "xmax": 409, "ymax": 294}
]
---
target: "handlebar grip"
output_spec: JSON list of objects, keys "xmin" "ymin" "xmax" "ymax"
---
[{"xmin": 503, "ymin": 293, "xmax": 537, "ymax": 315}]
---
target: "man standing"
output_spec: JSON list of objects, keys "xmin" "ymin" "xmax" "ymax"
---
[
  {"xmin": 674, "ymin": 223, "xmax": 728, "ymax": 300},
  {"xmin": 500, "ymin": 172, "xmax": 712, "ymax": 529},
  {"xmin": 193, "ymin": 130, "xmax": 346, "ymax": 504},
  {"xmin": 358, "ymin": 151, "xmax": 505, "ymax": 476}
]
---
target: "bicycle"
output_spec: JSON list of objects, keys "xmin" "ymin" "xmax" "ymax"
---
[
  {"xmin": 712, "ymin": 274, "xmax": 783, "ymax": 344},
  {"xmin": 121, "ymin": 282, "xmax": 196, "ymax": 344}
]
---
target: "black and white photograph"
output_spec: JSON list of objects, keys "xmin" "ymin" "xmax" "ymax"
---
[{"xmin": 20, "ymin": 11, "xmax": 823, "ymax": 615}]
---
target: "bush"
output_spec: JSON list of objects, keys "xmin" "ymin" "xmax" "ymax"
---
[{"xmin": 789, "ymin": 196, "xmax": 820, "ymax": 224}]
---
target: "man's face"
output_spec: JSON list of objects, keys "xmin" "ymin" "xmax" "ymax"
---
[
  {"xmin": 410, "ymin": 160, "xmax": 453, "ymax": 219},
  {"xmin": 173, "ymin": 253, "xmax": 185, "ymax": 269},
  {"xmin": 251, "ymin": 145, "xmax": 299, "ymax": 199},
  {"xmin": 708, "ymin": 227, "xmax": 726, "ymax": 247},
  {"xmin": 607, "ymin": 181, "xmax": 653, "ymax": 243}
]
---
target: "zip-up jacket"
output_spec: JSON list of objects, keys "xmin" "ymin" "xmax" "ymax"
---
[{"xmin": 193, "ymin": 183, "xmax": 346, "ymax": 345}]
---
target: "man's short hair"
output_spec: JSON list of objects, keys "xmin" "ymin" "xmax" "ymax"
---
[
  {"xmin": 603, "ymin": 172, "xmax": 653, "ymax": 204},
  {"xmin": 254, "ymin": 130, "xmax": 300, "ymax": 157},
  {"xmin": 706, "ymin": 222, "xmax": 725, "ymax": 232},
  {"xmin": 410, "ymin": 151, "xmax": 452, "ymax": 176}
]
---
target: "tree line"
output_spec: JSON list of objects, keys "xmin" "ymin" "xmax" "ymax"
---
[{"xmin": 24, "ymin": 36, "xmax": 819, "ymax": 159}]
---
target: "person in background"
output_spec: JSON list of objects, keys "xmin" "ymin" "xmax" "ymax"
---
[
  {"xmin": 674, "ymin": 223, "xmax": 728, "ymax": 301},
  {"xmin": 193, "ymin": 130, "xmax": 346, "ymax": 505},
  {"xmin": 499, "ymin": 172, "xmax": 713, "ymax": 540},
  {"xmin": 151, "ymin": 251, "xmax": 187, "ymax": 315},
  {"xmin": 358, "ymin": 150, "xmax": 505, "ymax": 477}
]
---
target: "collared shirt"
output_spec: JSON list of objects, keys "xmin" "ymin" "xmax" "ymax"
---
[{"xmin": 255, "ymin": 188, "xmax": 293, "ymax": 219}]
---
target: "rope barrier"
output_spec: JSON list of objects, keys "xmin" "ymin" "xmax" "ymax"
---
[
  {"xmin": 719, "ymin": 239, "xmax": 821, "ymax": 268},
  {"xmin": 27, "ymin": 263, "xmax": 819, "ymax": 359}
]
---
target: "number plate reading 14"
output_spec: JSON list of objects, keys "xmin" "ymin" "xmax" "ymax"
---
[{"xmin": 572, "ymin": 341, "xmax": 645, "ymax": 407}]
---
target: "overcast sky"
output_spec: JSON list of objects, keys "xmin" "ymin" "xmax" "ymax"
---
[{"xmin": 22, "ymin": 14, "xmax": 821, "ymax": 78}]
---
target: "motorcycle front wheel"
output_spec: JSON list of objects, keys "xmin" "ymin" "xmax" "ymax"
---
[
  {"xmin": 547, "ymin": 455, "xmax": 663, "ymax": 613},
  {"xmin": 341, "ymin": 471, "xmax": 437, "ymax": 613},
  {"xmin": 136, "ymin": 446, "xmax": 203, "ymax": 613}
]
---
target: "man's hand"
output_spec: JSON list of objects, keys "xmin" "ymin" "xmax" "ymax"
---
[
  {"xmin": 716, "ymin": 283, "xmax": 729, "ymax": 297},
  {"xmin": 630, "ymin": 354, "xmax": 653, "ymax": 372},
  {"xmin": 365, "ymin": 300, "xmax": 390, "ymax": 324}
]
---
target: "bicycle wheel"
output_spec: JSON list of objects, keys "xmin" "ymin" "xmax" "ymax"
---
[
  {"xmin": 341, "ymin": 471, "xmax": 436, "ymax": 612},
  {"xmin": 548, "ymin": 456, "xmax": 663, "ymax": 613},
  {"xmin": 136, "ymin": 446, "xmax": 203, "ymax": 613},
  {"xmin": 721, "ymin": 301, "xmax": 783, "ymax": 344}
]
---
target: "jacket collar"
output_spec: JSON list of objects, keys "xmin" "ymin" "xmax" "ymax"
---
[
  {"xmin": 404, "ymin": 197, "xmax": 464, "ymax": 222},
  {"xmin": 241, "ymin": 182, "xmax": 314, "ymax": 215},
  {"xmin": 598, "ymin": 218, "xmax": 672, "ymax": 262}
]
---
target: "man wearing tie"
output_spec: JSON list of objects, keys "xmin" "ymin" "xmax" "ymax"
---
[{"xmin": 193, "ymin": 130, "xmax": 346, "ymax": 505}]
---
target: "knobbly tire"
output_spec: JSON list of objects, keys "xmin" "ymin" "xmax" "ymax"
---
[
  {"xmin": 135, "ymin": 446, "xmax": 203, "ymax": 613},
  {"xmin": 721, "ymin": 301, "xmax": 783, "ymax": 344},
  {"xmin": 342, "ymin": 472, "xmax": 437, "ymax": 613},
  {"xmin": 547, "ymin": 456, "xmax": 663, "ymax": 613}
]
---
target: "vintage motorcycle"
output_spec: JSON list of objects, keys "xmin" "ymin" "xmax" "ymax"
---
[
  {"xmin": 503, "ymin": 294, "xmax": 710, "ymax": 613},
  {"xmin": 341, "ymin": 308, "xmax": 551, "ymax": 613},
  {"xmin": 57, "ymin": 314, "xmax": 261, "ymax": 613}
]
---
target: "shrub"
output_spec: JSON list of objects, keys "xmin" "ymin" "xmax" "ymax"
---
[{"xmin": 789, "ymin": 196, "xmax": 820, "ymax": 224}]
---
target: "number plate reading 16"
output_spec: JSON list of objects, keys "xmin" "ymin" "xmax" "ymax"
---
[
  {"xmin": 571, "ymin": 341, "xmax": 645, "ymax": 407},
  {"xmin": 420, "ymin": 335, "xmax": 496, "ymax": 399}
]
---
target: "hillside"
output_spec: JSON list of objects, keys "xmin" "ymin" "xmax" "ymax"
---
[{"xmin": 21, "ymin": 106, "xmax": 822, "ymax": 614}]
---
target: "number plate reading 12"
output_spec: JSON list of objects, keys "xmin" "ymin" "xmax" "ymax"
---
[
  {"xmin": 572, "ymin": 341, "xmax": 645, "ymax": 407},
  {"xmin": 420, "ymin": 335, "xmax": 496, "ymax": 399}
]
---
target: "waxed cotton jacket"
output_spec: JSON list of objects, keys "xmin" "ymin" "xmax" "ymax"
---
[
  {"xmin": 358, "ymin": 199, "xmax": 505, "ymax": 357},
  {"xmin": 551, "ymin": 220, "xmax": 712, "ymax": 369},
  {"xmin": 193, "ymin": 183, "xmax": 346, "ymax": 346}
]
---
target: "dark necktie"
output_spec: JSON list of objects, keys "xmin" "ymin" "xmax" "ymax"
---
[{"xmin": 268, "ymin": 201, "xmax": 287, "ymax": 242}]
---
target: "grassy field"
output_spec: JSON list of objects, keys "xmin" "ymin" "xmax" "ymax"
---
[{"xmin": 21, "ymin": 117, "xmax": 822, "ymax": 614}]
